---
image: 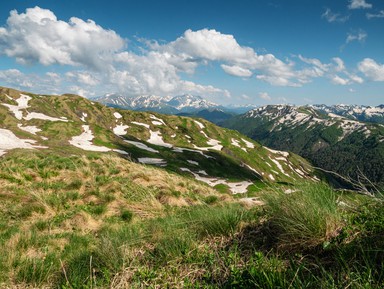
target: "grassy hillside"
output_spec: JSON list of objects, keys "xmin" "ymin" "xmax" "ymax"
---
[
  {"xmin": 3, "ymin": 87, "xmax": 382, "ymax": 288},
  {"xmin": 0, "ymin": 87, "xmax": 318, "ymax": 192},
  {"xmin": 0, "ymin": 152, "xmax": 382, "ymax": 288}
]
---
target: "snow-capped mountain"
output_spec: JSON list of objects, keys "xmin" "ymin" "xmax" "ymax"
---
[
  {"xmin": 222, "ymin": 104, "xmax": 384, "ymax": 188},
  {"xmin": 311, "ymin": 104, "xmax": 384, "ymax": 124},
  {"xmin": 93, "ymin": 93, "xmax": 222, "ymax": 114},
  {"xmin": 167, "ymin": 94, "xmax": 218, "ymax": 111}
]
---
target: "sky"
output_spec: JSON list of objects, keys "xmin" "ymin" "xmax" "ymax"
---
[{"xmin": 0, "ymin": 0, "xmax": 383, "ymax": 106}]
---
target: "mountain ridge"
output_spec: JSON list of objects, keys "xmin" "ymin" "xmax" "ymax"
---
[
  {"xmin": 0, "ymin": 86, "xmax": 317, "ymax": 194},
  {"xmin": 221, "ymin": 104, "xmax": 384, "ymax": 189}
]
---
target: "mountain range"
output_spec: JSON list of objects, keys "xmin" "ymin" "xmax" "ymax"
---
[
  {"xmin": 221, "ymin": 104, "xmax": 384, "ymax": 189},
  {"xmin": 93, "ymin": 93, "xmax": 257, "ymax": 115}
]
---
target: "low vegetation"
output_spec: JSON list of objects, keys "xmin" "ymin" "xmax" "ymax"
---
[{"xmin": 0, "ymin": 150, "xmax": 383, "ymax": 288}]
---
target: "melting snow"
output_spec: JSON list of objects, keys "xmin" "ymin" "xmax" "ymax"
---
[
  {"xmin": 148, "ymin": 130, "xmax": 173, "ymax": 148},
  {"xmin": 24, "ymin": 112, "xmax": 69, "ymax": 122},
  {"xmin": 2, "ymin": 94, "xmax": 69, "ymax": 122},
  {"xmin": 269, "ymin": 174, "xmax": 275, "ymax": 181},
  {"xmin": 231, "ymin": 138, "xmax": 241, "ymax": 147},
  {"xmin": 200, "ymin": 130, "xmax": 209, "ymax": 138},
  {"xmin": 194, "ymin": 120, "xmax": 205, "ymax": 129},
  {"xmin": 113, "ymin": 149, "xmax": 128, "ymax": 155},
  {"xmin": 1, "ymin": 94, "xmax": 31, "ymax": 120},
  {"xmin": 187, "ymin": 160, "xmax": 199, "ymax": 165},
  {"xmin": 138, "ymin": 157, "xmax": 166, "ymax": 166},
  {"xmin": 0, "ymin": 128, "xmax": 47, "ymax": 156},
  {"xmin": 131, "ymin": 121, "xmax": 150, "ymax": 129},
  {"xmin": 173, "ymin": 147, "xmax": 214, "ymax": 159},
  {"xmin": 265, "ymin": 147, "xmax": 289, "ymax": 157},
  {"xmin": 69, "ymin": 125, "xmax": 111, "ymax": 152},
  {"xmin": 80, "ymin": 112, "xmax": 88, "ymax": 122},
  {"xmin": 193, "ymin": 138, "xmax": 223, "ymax": 151},
  {"xmin": 125, "ymin": 140, "xmax": 159, "ymax": 153},
  {"xmin": 151, "ymin": 121, "xmax": 163, "ymax": 126},
  {"xmin": 271, "ymin": 159, "xmax": 291, "ymax": 177},
  {"xmin": 113, "ymin": 124, "xmax": 129, "ymax": 135},
  {"xmin": 150, "ymin": 115, "xmax": 166, "ymax": 125},
  {"xmin": 114, "ymin": 112, "xmax": 123, "ymax": 119},
  {"xmin": 241, "ymin": 138, "xmax": 255, "ymax": 149},
  {"xmin": 17, "ymin": 124, "xmax": 41, "ymax": 135},
  {"xmin": 180, "ymin": 168, "xmax": 252, "ymax": 194}
]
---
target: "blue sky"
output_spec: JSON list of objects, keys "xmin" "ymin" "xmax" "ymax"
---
[{"xmin": 0, "ymin": 0, "xmax": 383, "ymax": 105}]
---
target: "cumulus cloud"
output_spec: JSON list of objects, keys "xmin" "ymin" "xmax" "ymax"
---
[
  {"xmin": 358, "ymin": 58, "xmax": 384, "ymax": 81},
  {"xmin": 221, "ymin": 64, "xmax": 253, "ymax": 77},
  {"xmin": 331, "ymin": 75, "xmax": 350, "ymax": 85},
  {"xmin": 0, "ymin": 7, "xmax": 371, "ymax": 99},
  {"xmin": 0, "ymin": 69, "xmax": 65, "ymax": 93},
  {"xmin": 322, "ymin": 8, "xmax": 349, "ymax": 23},
  {"xmin": 66, "ymin": 71, "xmax": 100, "ymax": 86},
  {"xmin": 0, "ymin": 6, "xmax": 125, "ymax": 69},
  {"xmin": 348, "ymin": 0, "xmax": 372, "ymax": 9},
  {"xmin": 298, "ymin": 56, "xmax": 363, "ymax": 85}
]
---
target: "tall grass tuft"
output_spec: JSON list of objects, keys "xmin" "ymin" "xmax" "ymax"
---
[{"xmin": 263, "ymin": 182, "xmax": 343, "ymax": 250}]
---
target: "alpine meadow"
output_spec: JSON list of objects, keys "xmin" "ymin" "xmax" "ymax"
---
[{"xmin": 0, "ymin": 1, "xmax": 383, "ymax": 288}]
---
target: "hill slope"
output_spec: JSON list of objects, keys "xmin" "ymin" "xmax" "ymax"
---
[
  {"xmin": 222, "ymin": 105, "xmax": 384, "ymax": 189},
  {"xmin": 0, "ymin": 87, "xmax": 317, "ymax": 194}
]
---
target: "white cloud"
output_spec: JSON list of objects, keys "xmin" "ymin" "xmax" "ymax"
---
[
  {"xmin": 348, "ymin": 0, "xmax": 372, "ymax": 9},
  {"xmin": 358, "ymin": 58, "xmax": 384, "ymax": 81},
  {"xmin": 298, "ymin": 56, "xmax": 364, "ymax": 85},
  {"xmin": 66, "ymin": 71, "xmax": 99, "ymax": 86},
  {"xmin": 367, "ymin": 10, "xmax": 384, "ymax": 19},
  {"xmin": 0, "ymin": 7, "xmax": 371, "ymax": 100},
  {"xmin": 162, "ymin": 28, "xmax": 255, "ymax": 63},
  {"xmin": 221, "ymin": 64, "xmax": 252, "ymax": 77},
  {"xmin": 156, "ymin": 28, "xmax": 303, "ymax": 86},
  {"xmin": 0, "ymin": 6, "xmax": 125, "ymax": 69},
  {"xmin": 346, "ymin": 30, "xmax": 367, "ymax": 43},
  {"xmin": 322, "ymin": 8, "xmax": 349, "ymax": 23},
  {"xmin": 258, "ymin": 92, "xmax": 271, "ymax": 100},
  {"xmin": 331, "ymin": 75, "xmax": 350, "ymax": 85}
]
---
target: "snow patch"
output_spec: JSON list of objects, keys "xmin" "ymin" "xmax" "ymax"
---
[
  {"xmin": 265, "ymin": 147, "xmax": 289, "ymax": 157},
  {"xmin": 148, "ymin": 130, "xmax": 173, "ymax": 148},
  {"xmin": 0, "ymin": 128, "xmax": 47, "ymax": 155},
  {"xmin": 194, "ymin": 120, "xmax": 205, "ymax": 129},
  {"xmin": 113, "ymin": 124, "xmax": 129, "ymax": 135},
  {"xmin": 150, "ymin": 115, "xmax": 166, "ymax": 125},
  {"xmin": 241, "ymin": 138, "xmax": 255, "ymax": 149},
  {"xmin": 187, "ymin": 160, "xmax": 199, "ymax": 166},
  {"xmin": 131, "ymin": 121, "xmax": 150, "ymax": 129},
  {"xmin": 231, "ymin": 138, "xmax": 241, "ymax": 147},
  {"xmin": 114, "ymin": 112, "xmax": 123, "ymax": 119},
  {"xmin": 69, "ymin": 125, "xmax": 111, "ymax": 152},
  {"xmin": 125, "ymin": 140, "xmax": 159, "ymax": 153},
  {"xmin": 180, "ymin": 167, "xmax": 252, "ymax": 194},
  {"xmin": 271, "ymin": 159, "xmax": 291, "ymax": 177},
  {"xmin": 151, "ymin": 121, "xmax": 163, "ymax": 126},
  {"xmin": 138, "ymin": 157, "xmax": 166, "ymax": 166},
  {"xmin": 17, "ymin": 124, "xmax": 41, "ymax": 135},
  {"xmin": 80, "ymin": 112, "xmax": 88, "ymax": 122},
  {"xmin": 1, "ymin": 94, "xmax": 31, "ymax": 120},
  {"xmin": 24, "ymin": 112, "xmax": 69, "ymax": 122}
]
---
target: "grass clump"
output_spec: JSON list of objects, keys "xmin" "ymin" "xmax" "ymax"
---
[{"xmin": 262, "ymin": 183, "xmax": 343, "ymax": 250}]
